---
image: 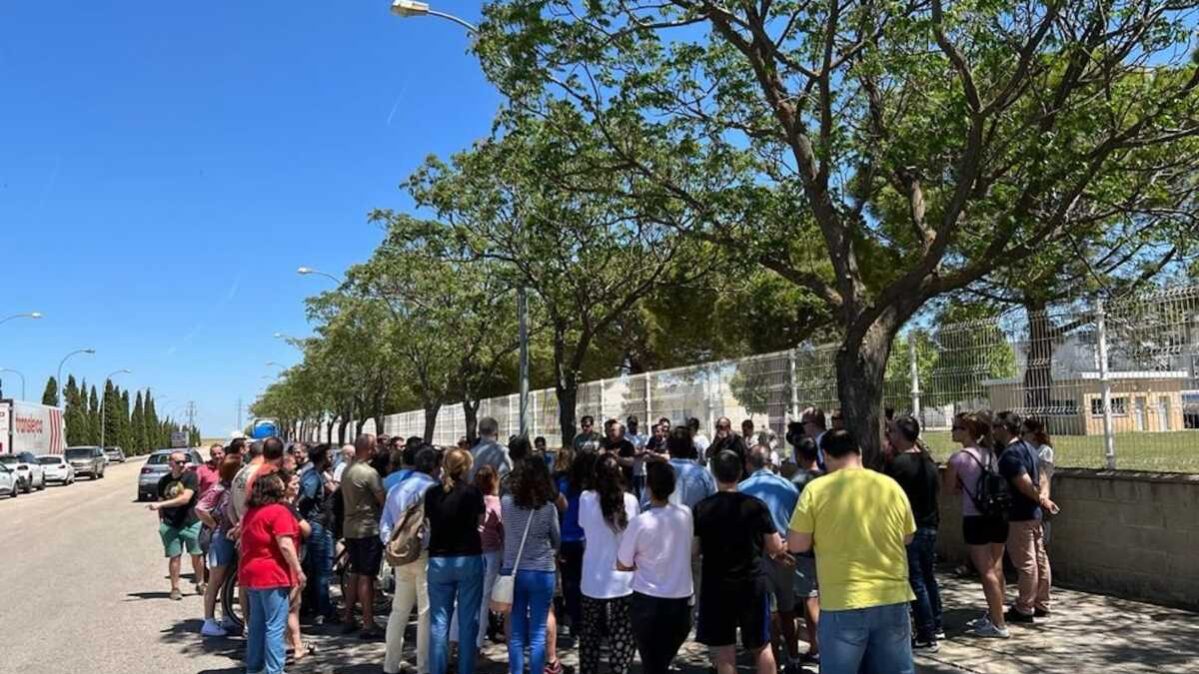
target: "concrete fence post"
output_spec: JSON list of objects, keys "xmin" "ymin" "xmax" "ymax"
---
[
  {"xmin": 789, "ymin": 349, "xmax": 800, "ymax": 421},
  {"xmin": 909, "ymin": 335, "xmax": 922, "ymax": 423},
  {"xmin": 1096, "ymin": 299, "xmax": 1117, "ymax": 470}
]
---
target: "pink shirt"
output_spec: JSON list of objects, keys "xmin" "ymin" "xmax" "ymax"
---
[
  {"xmin": 949, "ymin": 446, "xmax": 991, "ymax": 517},
  {"xmin": 196, "ymin": 463, "xmax": 220, "ymax": 497},
  {"xmin": 480, "ymin": 494, "xmax": 504, "ymax": 552}
]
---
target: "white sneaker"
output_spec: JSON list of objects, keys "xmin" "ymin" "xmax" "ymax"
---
[
  {"xmin": 966, "ymin": 611, "xmax": 990, "ymax": 628},
  {"xmin": 972, "ymin": 619, "xmax": 1011, "ymax": 639},
  {"xmin": 201, "ymin": 619, "xmax": 228, "ymax": 637}
]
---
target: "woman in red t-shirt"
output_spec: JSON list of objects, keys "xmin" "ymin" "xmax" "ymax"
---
[{"xmin": 239, "ymin": 470, "xmax": 304, "ymax": 674}]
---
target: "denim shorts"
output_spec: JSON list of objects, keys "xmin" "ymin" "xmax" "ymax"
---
[{"xmin": 207, "ymin": 530, "xmax": 237, "ymax": 568}]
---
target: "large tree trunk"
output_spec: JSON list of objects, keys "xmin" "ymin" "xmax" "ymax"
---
[
  {"xmin": 337, "ymin": 417, "xmax": 351, "ymax": 446},
  {"xmin": 835, "ymin": 311, "xmax": 906, "ymax": 468},
  {"xmin": 423, "ymin": 403, "xmax": 441, "ymax": 444},
  {"xmin": 556, "ymin": 373, "xmax": 579, "ymax": 450},
  {"xmin": 326, "ymin": 417, "xmax": 336, "ymax": 444},
  {"xmin": 355, "ymin": 418, "xmax": 368, "ymax": 436},
  {"xmin": 463, "ymin": 398, "xmax": 481, "ymax": 445}
]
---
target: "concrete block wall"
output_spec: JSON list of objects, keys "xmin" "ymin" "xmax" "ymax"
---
[{"xmin": 936, "ymin": 468, "xmax": 1199, "ymax": 610}]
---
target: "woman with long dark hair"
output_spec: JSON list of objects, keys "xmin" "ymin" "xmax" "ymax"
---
[
  {"xmin": 425, "ymin": 447, "xmax": 486, "ymax": 674},
  {"xmin": 501, "ymin": 454, "xmax": 561, "ymax": 674},
  {"xmin": 577, "ymin": 454, "xmax": 639, "ymax": 674},
  {"xmin": 239, "ymin": 471, "xmax": 304, "ymax": 674}
]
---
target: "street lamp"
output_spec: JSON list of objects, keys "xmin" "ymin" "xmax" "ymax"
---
[
  {"xmin": 100, "ymin": 369, "xmax": 131, "ymax": 450},
  {"xmin": 0, "ymin": 311, "xmax": 43, "ymax": 327},
  {"xmin": 296, "ymin": 266, "xmax": 343, "ymax": 284},
  {"xmin": 57, "ymin": 348, "xmax": 96, "ymax": 402},
  {"xmin": 0, "ymin": 368, "xmax": 26, "ymax": 400},
  {"xmin": 390, "ymin": 3, "xmax": 531, "ymax": 435}
]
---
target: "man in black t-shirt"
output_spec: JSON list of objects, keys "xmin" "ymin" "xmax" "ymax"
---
[
  {"xmin": 601, "ymin": 421, "xmax": 637, "ymax": 485},
  {"xmin": 693, "ymin": 450, "xmax": 785, "ymax": 674},
  {"xmin": 147, "ymin": 451, "xmax": 203, "ymax": 601}
]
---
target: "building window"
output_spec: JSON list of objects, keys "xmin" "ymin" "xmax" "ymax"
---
[{"xmin": 1091, "ymin": 396, "xmax": 1128, "ymax": 417}]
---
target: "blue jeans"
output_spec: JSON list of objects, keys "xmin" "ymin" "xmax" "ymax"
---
[
  {"xmin": 509, "ymin": 570, "xmax": 555, "ymax": 674},
  {"xmin": 906, "ymin": 528, "xmax": 943, "ymax": 641},
  {"xmin": 428, "ymin": 555, "xmax": 485, "ymax": 674},
  {"xmin": 245, "ymin": 587, "xmax": 290, "ymax": 674},
  {"xmin": 818, "ymin": 602, "xmax": 914, "ymax": 674},
  {"xmin": 304, "ymin": 522, "xmax": 334, "ymax": 618}
]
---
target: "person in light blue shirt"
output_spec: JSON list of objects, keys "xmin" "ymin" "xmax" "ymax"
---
[
  {"xmin": 640, "ymin": 427, "xmax": 716, "ymax": 511},
  {"xmin": 738, "ymin": 444, "xmax": 802, "ymax": 671},
  {"xmin": 379, "ymin": 447, "xmax": 440, "ymax": 674}
]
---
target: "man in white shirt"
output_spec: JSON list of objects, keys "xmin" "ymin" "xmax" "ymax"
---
[{"xmin": 332, "ymin": 444, "xmax": 355, "ymax": 485}]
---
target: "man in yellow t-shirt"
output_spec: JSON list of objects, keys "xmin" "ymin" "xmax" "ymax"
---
[{"xmin": 788, "ymin": 429, "xmax": 917, "ymax": 674}]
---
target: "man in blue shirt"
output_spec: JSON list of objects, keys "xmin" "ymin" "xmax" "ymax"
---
[
  {"xmin": 994, "ymin": 412, "xmax": 1058, "ymax": 625},
  {"xmin": 640, "ymin": 426, "xmax": 716, "ymax": 510},
  {"xmin": 379, "ymin": 447, "xmax": 439, "ymax": 674},
  {"xmin": 297, "ymin": 445, "xmax": 336, "ymax": 623},
  {"xmin": 739, "ymin": 444, "xmax": 802, "ymax": 673},
  {"xmin": 383, "ymin": 439, "xmax": 421, "ymax": 494}
]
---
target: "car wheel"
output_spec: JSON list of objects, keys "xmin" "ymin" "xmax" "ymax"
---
[
  {"xmin": 22, "ymin": 478, "xmax": 32, "ymax": 494},
  {"xmin": 38, "ymin": 475, "xmax": 46, "ymax": 491}
]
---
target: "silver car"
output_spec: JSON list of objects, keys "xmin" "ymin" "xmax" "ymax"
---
[
  {"xmin": 38, "ymin": 455, "xmax": 76, "ymax": 485},
  {"xmin": 64, "ymin": 446, "xmax": 106, "ymax": 480},
  {"xmin": 0, "ymin": 452, "xmax": 46, "ymax": 493},
  {"xmin": 137, "ymin": 448, "xmax": 203, "ymax": 501}
]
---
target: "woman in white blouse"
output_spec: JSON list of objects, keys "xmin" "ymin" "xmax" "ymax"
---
[{"xmin": 577, "ymin": 453, "xmax": 639, "ymax": 674}]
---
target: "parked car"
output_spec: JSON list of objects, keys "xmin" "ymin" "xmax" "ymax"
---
[
  {"xmin": 137, "ymin": 448, "xmax": 203, "ymax": 502},
  {"xmin": 0, "ymin": 451, "xmax": 46, "ymax": 493},
  {"xmin": 64, "ymin": 446, "xmax": 107, "ymax": 480},
  {"xmin": 103, "ymin": 447, "xmax": 126, "ymax": 463},
  {"xmin": 38, "ymin": 455, "xmax": 76, "ymax": 485},
  {"xmin": 0, "ymin": 462, "xmax": 19, "ymax": 499}
]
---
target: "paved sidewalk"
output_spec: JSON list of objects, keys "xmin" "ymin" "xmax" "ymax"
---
[{"xmin": 186, "ymin": 572, "xmax": 1199, "ymax": 674}]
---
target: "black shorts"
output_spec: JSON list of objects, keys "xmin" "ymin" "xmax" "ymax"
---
[
  {"xmin": 963, "ymin": 516, "xmax": 1009, "ymax": 546},
  {"xmin": 697, "ymin": 579, "xmax": 771, "ymax": 651},
  {"xmin": 345, "ymin": 536, "xmax": 383, "ymax": 576}
]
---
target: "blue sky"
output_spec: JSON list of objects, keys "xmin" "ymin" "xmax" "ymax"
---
[{"xmin": 0, "ymin": 1, "xmax": 500, "ymax": 436}]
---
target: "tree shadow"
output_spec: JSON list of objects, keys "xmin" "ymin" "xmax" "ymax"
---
[{"xmin": 125, "ymin": 591, "xmax": 173, "ymax": 601}]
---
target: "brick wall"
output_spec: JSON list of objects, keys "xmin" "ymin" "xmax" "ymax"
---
[{"xmin": 937, "ymin": 467, "xmax": 1199, "ymax": 610}]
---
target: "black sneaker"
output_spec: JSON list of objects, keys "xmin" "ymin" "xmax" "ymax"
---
[
  {"xmin": 1034, "ymin": 608, "xmax": 1051, "ymax": 618},
  {"xmin": 912, "ymin": 639, "xmax": 941, "ymax": 653},
  {"xmin": 1005, "ymin": 608, "xmax": 1035, "ymax": 624}
]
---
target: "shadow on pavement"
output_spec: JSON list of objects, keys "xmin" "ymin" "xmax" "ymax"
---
[
  {"xmin": 125, "ymin": 591, "xmax": 174, "ymax": 601},
  {"xmin": 160, "ymin": 618, "xmax": 246, "ymax": 660}
]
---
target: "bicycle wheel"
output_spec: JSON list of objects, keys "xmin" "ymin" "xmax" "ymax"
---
[{"xmin": 220, "ymin": 556, "xmax": 244, "ymax": 630}]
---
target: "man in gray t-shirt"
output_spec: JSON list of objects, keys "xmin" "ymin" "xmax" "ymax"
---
[{"xmin": 470, "ymin": 416, "xmax": 513, "ymax": 483}]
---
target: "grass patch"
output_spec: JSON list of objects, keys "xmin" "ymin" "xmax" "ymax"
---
[{"xmin": 923, "ymin": 429, "xmax": 1199, "ymax": 473}]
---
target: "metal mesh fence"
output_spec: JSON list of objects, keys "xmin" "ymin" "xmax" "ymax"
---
[{"xmin": 384, "ymin": 283, "xmax": 1199, "ymax": 473}]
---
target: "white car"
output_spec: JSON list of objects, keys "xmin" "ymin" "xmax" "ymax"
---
[
  {"xmin": 0, "ymin": 452, "xmax": 45, "ymax": 493},
  {"xmin": 37, "ymin": 455, "xmax": 76, "ymax": 485},
  {"xmin": 0, "ymin": 463, "xmax": 18, "ymax": 499}
]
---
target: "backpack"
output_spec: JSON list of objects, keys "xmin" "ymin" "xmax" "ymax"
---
[
  {"xmin": 385, "ymin": 500, "xmax": 427, "ymax": 567},
  {"xmin": 961, "ymin": 449, "xmax": 1012, "ymax": 521}
]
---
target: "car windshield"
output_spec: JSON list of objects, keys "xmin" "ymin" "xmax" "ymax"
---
[
  {"xmin": 147, "ymin": 454, "xmax": 171, "ymax": 465},
  {"xmin": 65, "ymin": 449, "xmax": 93, "ymax": 460},
  {"xmin": 38, "ymin": 456, "xmax": 61, "ymax": 465}
]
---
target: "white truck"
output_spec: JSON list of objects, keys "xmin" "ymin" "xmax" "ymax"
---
[{"xmin": 0, "ymin": 400, "xmax": 66, "ymax": 456}]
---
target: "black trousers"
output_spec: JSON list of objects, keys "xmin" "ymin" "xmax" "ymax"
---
[
  {"xmin": 560, "ymin": 540, "xmax": 585, "ymax": 629},
  {"xmin": 630, "ymin": 591, "xmax": 692, "ymax": 674}
]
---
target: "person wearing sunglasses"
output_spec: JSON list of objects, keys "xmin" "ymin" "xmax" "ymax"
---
[{"xmin": 147, "ymin": 451, "xmax": 203, "ymax": 601}]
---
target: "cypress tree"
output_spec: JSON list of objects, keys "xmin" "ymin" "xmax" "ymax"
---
[
  {"xmin": 120, "ymin": 390, "xmax": 131, "ymax": 453},
  {"xmin": 64, "ymin": 376, "xmax": 86, "ymax": 445},
  {"xmin": 42, "ymin": 377, "xmax": 59, "ymax": 406},
  {"xmin": 87, "ymin": 385, "xmax": 100, "ymax": 445},
  {"xmin": 131, "ymin": 392, "xmax": 146, "ymax": 454},
  {"xmin": 144, "ymin": 391, "xmax": 160, "ymax": 448}
]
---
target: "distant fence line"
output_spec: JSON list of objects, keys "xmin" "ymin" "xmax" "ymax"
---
[{"xmin": 383, "ymin": 283, "xmax": 1199, "ymax": 473}]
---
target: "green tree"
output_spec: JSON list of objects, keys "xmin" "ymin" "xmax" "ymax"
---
[
  {"xmin": 87, "ymin": 386, "xmax": 100, "ymax": 445},
  {"xmin": 144, "ymin": 391, "xmax": 160, "ymax": 448},
  {"xmin": 41, "ymin": 377, "xmax": 59, "ymax": 407},
  {"xmin": 102, "ymin": 381, "xmax": 124, "ymax": 449},
  {"xmin": 130, "ymin": 392, "xmax": 146, "ymax": 454},
  {"xmin": 119, "ymin": 390, "xmax": 132, "ymax": 453},
  {"xmin": 63, "ymin": 375, "xmax": 86, "ymax": 446},
  {"xmin": 479, "ymin": 0, "xmax": 1199, "ymax": 462}
]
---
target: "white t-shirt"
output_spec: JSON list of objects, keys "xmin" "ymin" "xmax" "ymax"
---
[
  {"xmin": 616, "ymin": 503, "xmax": 694, "ymax": 599},
  {"xmin": 693, "ymin": 433, "xmax": 711, "ymax": 456},
  {"xmin": 578, "ymin": 490, "xmax": 638, "ymax": 599}
]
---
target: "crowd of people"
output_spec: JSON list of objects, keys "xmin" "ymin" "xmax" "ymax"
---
[{"xmin": 146, "ymin": 406, "xmax": 1059, "ymax": 674}]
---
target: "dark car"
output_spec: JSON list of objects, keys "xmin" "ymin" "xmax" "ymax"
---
[{"xmin": 64, "ymin": 446, "xmax": 107, "ymax": 480}]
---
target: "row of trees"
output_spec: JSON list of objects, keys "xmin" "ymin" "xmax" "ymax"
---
[
  {"xmin": 41, "ymin": 376, "xmax": 199, "ymax": 454},
  {"xmin": 256, "ymin": 0, "xmax": 1199, "ymax": 462}
]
